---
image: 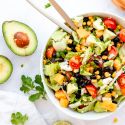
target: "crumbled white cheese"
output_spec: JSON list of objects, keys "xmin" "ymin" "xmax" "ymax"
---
[
  {"xmin": 81, "ymin": 88, "xmax": 87, "ymax": 95},
  {"xmin": 102, "ymin": 97, "xmax": 112, "ymax": 102},
  {"xmin": 100, "ymin": 77, "xmax": 113, "ymax": 90},
  {"xmin": 59, "ymin": 61, "xmax": 72, "ymax": 71}
]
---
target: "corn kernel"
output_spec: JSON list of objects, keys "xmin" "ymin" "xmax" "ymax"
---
[
  {"xmin": 112, "ymin": 91, "xmax": 116, "ymax": 97},
  {"xmin": 55, "ymin": 90, "xmax": 66, "ymax": 99},
  {"xmin": 70, "ymin": 77, "xmax": 75, "ymax": 81},
  {"xmin": 80, "ymin": 38, "xmax": 86, "ymax": 45},
  {"xmin": 90, "ymin": 18, "xmax": 94, "ymax": 22},
  {"xmin": 92, "ymin": 79, "xmax": 97, "ymax": 84},
  {"xmin": 108, "ymin": 46, "xmax": 111, "ymax": 51},
  {"xmin": 89, "ymin": 16, "xmax": 93, "ymax": 20},
  {"xmin": 102, "ymin": 55, "xmax": 108, "ymax": 60},
  {"xmin": 117, "ymin": 25, "xmax": 122, "ymax": 30},
  {"xmin": 95, "ymin": 71, "xmax": 99, "ymax": 75},
  {"xmin": 89, "ymin": 67, "xmax": 94, "ymax": 73},
  {"xmin": 43, "ymin": 60, "xmax": 47, "ymax": 65},
  {"xmin": 66, "ymin": 47, "xmax": 71, "ymax": 51},
  {"xmin": 96, "ymin": 75, "xmax": 101, "ymax": 80},
  {"xmin": 87, "ymin": 21, "xmax": 92, "ymax": 26},
  {"xmin": 104, "ymin": 72, "xmax": 111, "ymax": 77},
  {"xmin": 60, "ymin": 98, "xmax": 69, "ymax": 108},
  {"xmin": 83, "ymin": 22, "xmax": 86, "ymax": 25},
  {"xmin": 112, "ymin": 72, "xmax": 116, "ymax": 78},
  {"xmin": 105, "ymin": 93, "xmax": 111, "ymax": 98},
  {"xmin": 117, "ymin": 43, "xmax": 122, "ymax": 47},
  {"xmin": 96, "ymin": 30, "xmax": 104, "ymax": 38}
]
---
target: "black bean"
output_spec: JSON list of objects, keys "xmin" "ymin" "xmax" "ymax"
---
[
  {"xmin": 113, "ymin": 36, "xmax": 120, "ymax": 43},
  {"xmin": 83, "ymin": 17, "xmax": 89, "ymax": 22},
  {"xmin": 90, "ymin": 75, "xmax": 96, "ymax": 79},
  {"xmin": 56, "ymin": 58, "xmax": 64, "ymax": 62},
  {"xmin": 109, "ymin": 89, "xmax": 114, "ymax": 93},
  {"xmin": 81, "ymin": 82, "xmax": 86, "ymax": 87},
  {"xmin": 91, "ymin": 28, "xmax": 96, "ymax": 33},
  {"xmin": 69, "ymin": 35, "xmax": 74, "ymax": 40},
  {"xmin": 100, "ymin": 36, "xmax": 103, "ymax": 41},
  {"xmin": 62, "ymin": 85, "xmax": 67, "ymax": 91},
  {"xmin": 74, "ymin": 73, "xmax": 80, "ymax": 77},
  {"xmin": 108, "ymin": 28, "xmax": 114, "ymax": 32},
  {"xmin": 76, "ymin": 90, "xmax": 81, "ymax": 99},
  {"xmin": 94, "ymin": 60, "xmax": 100, "ymax": 65},
  {"xmin": 111, "ymin": 96, "xmax": 115, "ymax": 100},
  {"xmin": 112, "ymin": 101, "xmax": 117, "ymax": 104},
  {"xmin": 113, "ymin": 36, "xmax": 120, "ymax": 47},
  {"xmin": 103, "ymin": 66, "xmax": 114, "ymax": 74},
  {"xmin": 101, "ymin": 49, "xmax": 108, "ymax": 55},
  {"xmin": 52, "ymin": 52, "xmax": 56, "ymax": 58}
]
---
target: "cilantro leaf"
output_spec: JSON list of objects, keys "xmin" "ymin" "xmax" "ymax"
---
[
  {"xmin": 20, "ymin": 75, "xmax": 34, "ymax": 93},
  {"xmin": 20, "ymin": 75, "xmax": 46, "ymax": 102},
  {"xmin": 44, "ymin": 3, "xmax": 51, "ymax": 8},
  {"xmin": 11, "ymin": 112, "xmax": 28, "ymax": 125}
]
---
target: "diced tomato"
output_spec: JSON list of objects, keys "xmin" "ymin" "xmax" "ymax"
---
[
  {"xmin": 14, "ymin": 32, "xmax": 29, "ymax": 48},
  {"xmin": 108, "ymin": 46, "xmax": 118, "ymax": 59},
  {"xmin": 118, "ymin": 74, "xmax": 125, "ymax": 95},
  {"xmin": 65, "ymin": 71, "xmax": 72, "ymax": 80},
  {"xmin": 69, "ymin": 56, "xmax": 81, "ymax": 69},
  {"xmin": 46, "ymin": 47, "xmax": 55, "ymax": 59},
  {"xmin": 119, "ymin": 29, "xmax": 125, "ymax": 42},
  {"xmin": 104, "ymin": 17, "xmax": 117, "ymax": 30},
  {"xmin": 86, "ymin": 85, "xmax": 97, "ymax": 98}
]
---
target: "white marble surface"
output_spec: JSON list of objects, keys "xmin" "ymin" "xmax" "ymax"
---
[{"xmin": 0, "ymin": 0, "xmax": 125, "ymax": 125}]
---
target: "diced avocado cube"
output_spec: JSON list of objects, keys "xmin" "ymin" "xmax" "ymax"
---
[
  {"xmin": 67, "ymin": 83, "xmax": 78, "ymax": 95},
  {"xmin": 44, "ymin": 63, "xmax": 60, "ymax": 76}
]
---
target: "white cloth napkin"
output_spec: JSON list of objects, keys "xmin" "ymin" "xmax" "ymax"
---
[{"xmin": 0, "ymin": 90, "xmax": 47, "ymax": 125}]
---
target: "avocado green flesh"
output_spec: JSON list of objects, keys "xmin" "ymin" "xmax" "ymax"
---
[
  {"xmin": 2, "ymin": 21, "xmax": 38, "ymax": 56},
  {"xmin": 0, "ymin": 55, "xmax": 13, "ymax": 84}
]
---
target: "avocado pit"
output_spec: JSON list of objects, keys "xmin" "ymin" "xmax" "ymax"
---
[{"xmin": 14, "ymin": 32, "xmax": 29, "ymax": 48}]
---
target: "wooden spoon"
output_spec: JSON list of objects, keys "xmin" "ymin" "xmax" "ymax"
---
[
  {"xmin": 26, "ymin": 0, "xmax": 73, "ymax": 34},
  {"xmin": 48, "ymin": 0, "xmax": 77, "ymax": 31},
  {"xmin": 112, "ymin": 0, "xmax": 125, "ymax": 10}
]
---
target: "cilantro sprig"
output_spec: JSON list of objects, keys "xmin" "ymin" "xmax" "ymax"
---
[
  {"xmin": 11, "ymin": 112, "xmax": 28, "ymax": 125},
  {"xmin": 20, "ymin": 75, "xmax": 46, "ymax": 102}
]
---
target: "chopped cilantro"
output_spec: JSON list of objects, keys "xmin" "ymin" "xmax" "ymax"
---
[{"xmin": 11, "ymin": 112, "xmax": 28, "ymax": 125}]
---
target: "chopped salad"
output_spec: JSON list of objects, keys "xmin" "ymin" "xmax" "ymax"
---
[{"xmin": 43, "ymin": 15, "xmax": 125, "ymax": 113}]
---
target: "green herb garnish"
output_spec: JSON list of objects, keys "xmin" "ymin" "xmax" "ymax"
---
[
  {"xmin": 11, "ymin": 112, "xmax": 28, "ymax": 125},
  {"xmin": 44, "ymin": 3, "xmax": 51, "ymax": 8},
  {"xmin": 20, "ymin": 75, "xmax": 46, "ymax": 102}
]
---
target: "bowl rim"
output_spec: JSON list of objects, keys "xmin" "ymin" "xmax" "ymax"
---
[{"xmin": 40, "ymin": 11, "xmax": 125, "ymax": 120}]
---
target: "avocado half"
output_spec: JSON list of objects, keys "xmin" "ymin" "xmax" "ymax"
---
[
  {"xmin": 2, "ymin": 21, "xmax": 38, "ymax": 56},
  {"xmin": 0, "ymin": 55, "xmax": 13, "ymax": 84}
]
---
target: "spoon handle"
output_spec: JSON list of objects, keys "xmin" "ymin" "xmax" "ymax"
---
[
  {"xmin": 48, "ymin": 0, "xmax": 77, "ymax": 31},
  {"xmin": 26, "ymin": 0, "xmax": 73, "ymax": 34}
]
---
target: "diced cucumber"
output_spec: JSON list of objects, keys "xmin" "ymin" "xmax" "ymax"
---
[{"xmin": 0, "ymin": 55, "xmax": 13, "ymax": 84}]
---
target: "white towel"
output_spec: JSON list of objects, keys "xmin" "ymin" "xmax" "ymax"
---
[{"xmin": 0, "ymin": 90, "xmax": 47, "ymax": 125}]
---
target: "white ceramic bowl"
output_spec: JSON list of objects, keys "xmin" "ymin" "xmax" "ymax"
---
[{"xmin": 40, "ymin": 12, "xmax": 125, "ymax": 120}]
